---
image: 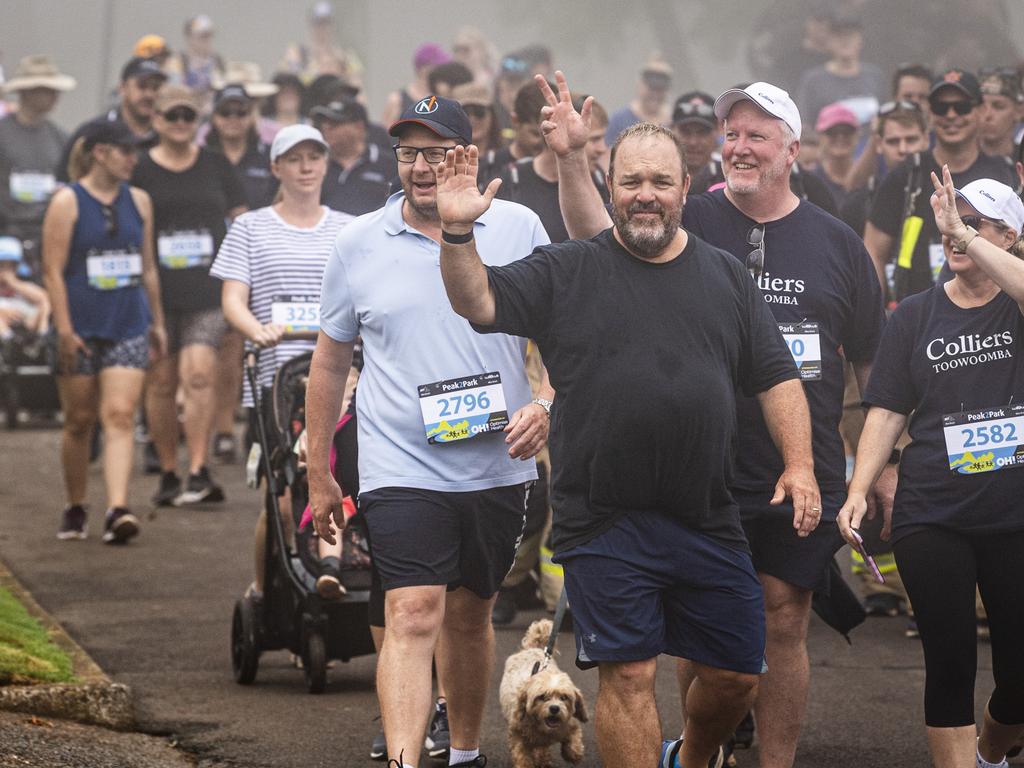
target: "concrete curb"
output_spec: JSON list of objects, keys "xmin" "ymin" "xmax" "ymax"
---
[{"xmin": 0, "ymin": 559, "xmax": 134, "ymax": 730}]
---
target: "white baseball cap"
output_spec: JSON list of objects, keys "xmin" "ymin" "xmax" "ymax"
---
[
  {"xmin": 955, "ymin": 179, "xmax": 1024, "ymax": 234},
  {"xmin": 270, "ymin": 124, "xmax": 329, "ymax": 162},
  {"xmin": 714, "ymin": 82, "xmax": 802, "ymax": 138}
]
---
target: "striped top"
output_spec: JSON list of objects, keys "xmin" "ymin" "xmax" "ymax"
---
[{"xmin": 210, "ymin": 205, "xmax": 352, "ymax": 405}]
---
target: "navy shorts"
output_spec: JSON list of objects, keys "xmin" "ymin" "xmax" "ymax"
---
[
  {"xmin": 360, "ymin": 483, "xmax": 530, "ymax": 600},
  {"xmin": 555, "ymin": 512, "xmax": 766, "ymax": 675},
  {"xmin": 738, "ymin": 490, "xmax": 845, "ymax": 593}
]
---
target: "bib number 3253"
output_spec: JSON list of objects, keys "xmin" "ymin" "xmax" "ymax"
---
[
  {"xmin": 418, "ymin": 372, "xmax": 509, "ymax": 444},
  {"xmin": 270, "ymin": 294, "xmax": 319, "ymax": 332},
  {"xmin": 942, "ymin": 405, "xmax": 1024, "ymax": 474}
]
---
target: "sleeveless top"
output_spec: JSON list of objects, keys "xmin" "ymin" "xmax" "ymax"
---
[{"xmin": 65, "ymin": 182, "xmax": 151, "ymax": 340}]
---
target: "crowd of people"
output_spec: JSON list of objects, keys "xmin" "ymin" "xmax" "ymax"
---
[{"xmin": 2, "ymin": 4, "xmax": 1024, "ymax": 768}]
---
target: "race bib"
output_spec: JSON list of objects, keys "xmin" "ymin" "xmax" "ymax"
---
[
  {"xmin": 271, "ymin": 294, "xmax": 319, "ymax": 332},
  {"xmin": 9, "ymin": 171, "xmax": 56, "ymax": 203},
  {"xmin": 928, "ymin": 242, "xmax": 946, "ymax": 282},
  {"xmin": 418, "ymin": 372, "xmax": 509, "ymax": 444},
  {"xmin": 157, "ymin": 229, "xmax": 214, "ymax": 270},
  {"xmin": 86, "ymin": 250, "xmax": 142, "ymax": 290},
  {"xmin": 779, "ymin": 322, "xmax": 822, "ymax": 381},
  {"xmin": 942, "ymin": 405, "xmax": 1024, "ymax": 475}
]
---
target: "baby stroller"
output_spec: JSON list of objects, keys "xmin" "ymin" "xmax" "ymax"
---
[
  {"xmin": 231, "ymin": 344, "xmax": 374, "ymax": 693},
  {"xmin": 0, "ymin": 326, "xmax": 60, "ymax": 429}
]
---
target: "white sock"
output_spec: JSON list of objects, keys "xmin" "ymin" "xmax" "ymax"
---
[
  {"xmin": 977, "ymin": 747, "xmax": 1006, "ymax": 768},
  {"xmin": 450, "ymin": 747, "xmax": 479, "ymax": 765}
]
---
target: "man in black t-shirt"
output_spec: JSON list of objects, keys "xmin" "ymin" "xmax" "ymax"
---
[
  {"xmin": 436, "ymin": 106, "xmax": 818, "ymax": 768},
  {"xmin": 865, "ymin": 68, "xmax": 1017, "ymax": 304},
  {"xmin": 548, "ymin": 73, "xmax": 886, "ymax": 768}
]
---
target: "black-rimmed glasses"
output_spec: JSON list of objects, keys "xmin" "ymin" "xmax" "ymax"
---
[
  {"xmin": 747, "ymin": 225, "xmax": 765, "ymax": 279},
  {"xmin": 393, "ymin": 145, "xmax": 454, "ymax": 165}
]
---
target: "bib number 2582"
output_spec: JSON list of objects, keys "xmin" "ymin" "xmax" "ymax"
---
[{"xmin": 942, "ymin": 405, "xmax": 1024, "ymax": 474}]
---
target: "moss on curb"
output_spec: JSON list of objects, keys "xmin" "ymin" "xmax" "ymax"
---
[{"xmin": 0, "ymin": 586, "xmax": 76, "ymax": 686}]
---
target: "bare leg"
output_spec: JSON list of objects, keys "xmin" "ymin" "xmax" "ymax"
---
[
  {"xmin": 926, "ymin": 725, "xmax": 977, "ymax": 768},
  {"xmin": 676, "ymin": 658, "xmax": 698, "ymax": 733},
  {"xmin": 253, "ymin": 509, "xmax": 267, "ymax": 593},
  {"xmin": 213, "ymin": 329, "xmax": 243, "ymax": 437},
  {"xmin": 179, "ymin": 344, "xmax": 218, "ymax": 474},
  {"xmin": 681, "ymin": 664, "xmax": 758, "ymax": 766},
  {"xmin": 978, "ymin": 703, "xmax": 1024, "ymax": 764},
  {"xmin": 145, "ymin": 355, "xmax": 179, "ymax": 473},
  {"xmin": 595, "ymin": 659, "xmax": 660, "ymax": 768},
  {"xmin": 379, "ymin": 584, "xmax": 445, "ymax": 765},
  {"xmin": 437, "ymin": 587, "xmax": 495, "ymax": 751},
  {"xmin": 755, "ymin": 573, "xmax": 813, "ymax": 768},
  {"xmin": 57, "ymin": 375, "xmax": 99, "ymax": 505},
  {"xmin": 98, "ymin": 367, "xmax": 145, "ymax": 508}
]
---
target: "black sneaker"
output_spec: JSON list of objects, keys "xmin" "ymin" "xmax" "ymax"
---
[
  {"xmin": 212, "ymin": 433, "xmax": 238, "ymax": 464},
  {"xmin": 57, "ymin": 505, "xmax": 87, "ymax": 540},
  {"xmin": 448, "ymin": 757, "xmax": 486, "ymax": 767},
  {"xmin": 102, "ymin": 507, "xmax": 139, "ymax": 544},
  {"xmin": 864, "ymin": 593, "xmax": 903, "ymax": 617},
  {"xmin": 174, "ymin": 466, "xmax": 225, "ymax": 506},
  {"xmin": 491, "ymin": 588, "xmax": 517, "ymax": 625},
  {"xmin": 142, "ymin": 441, "xmax": 162, "ymax": 475},
  {"xmin": 426, "ymin": 699, "xmax": 450, "ymax": 759},
  {"xmin": 369, "ymin": 728, "xmax": 387, "ymax": 760},
  {"xmin": 152, "ymin": 471, "xmax": 181, "ymax": 506}
]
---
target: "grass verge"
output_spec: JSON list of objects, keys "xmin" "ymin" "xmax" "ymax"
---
[{"xmin": 0, "ymin": 585, "xmax": 76, "ymax": 685}]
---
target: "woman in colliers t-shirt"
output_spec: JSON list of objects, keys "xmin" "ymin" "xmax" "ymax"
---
[
  {"xmin": 839, "ymin": 168, "xmax": 1024, "ymax": 768},
  {"xmin": 131, "ymin": 84, "xmax": 246, "ymax": 508},
  {"xmin": 42, "ymin": 120, "xmax": 166, "ymax": 544}
]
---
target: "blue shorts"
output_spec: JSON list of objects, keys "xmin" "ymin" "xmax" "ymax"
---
[{"xmin": 555, "ymin": 512, "xmax": 766, "ymax": 674}]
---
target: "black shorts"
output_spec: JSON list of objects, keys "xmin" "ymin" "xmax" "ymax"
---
[
  {"xmin": 360, "ymin": 483, "xmax": 530, "ymax": 599},
  {"xmin": 738, "ymin": 490, "xmax": 845, "ymax": 593}
]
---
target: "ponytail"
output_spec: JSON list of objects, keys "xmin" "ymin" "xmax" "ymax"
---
[
  {"xmin": 1010, "ymin": 235, "xmax": 1024, "ymax": 260},
  {"xmin": 66, "ymin": 137, "xmax": 93, "ymax": 182}
]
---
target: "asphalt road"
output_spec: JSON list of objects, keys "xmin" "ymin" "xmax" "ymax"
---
[{"xmin": 0, "ymin": 421, "xmax": 1002, "ymax": 767}]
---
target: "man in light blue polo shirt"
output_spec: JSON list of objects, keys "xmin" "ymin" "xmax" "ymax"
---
[{"xmin": 307, "ymin": 95, "xmax": 553, "ymax": 768}]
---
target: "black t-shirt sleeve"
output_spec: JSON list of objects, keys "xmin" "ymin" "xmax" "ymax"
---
[
  {"xmin": 839, "ymin": 236, "xmax": 885, "ymax": 362},
  {"xmin": 476, "ymin": 245, "xmax": 559, "ymax": 340},
  {"xmin": 862, "ymin": 300, "xmax": 918, "ymax": 414},
  {"xmin": 737, "ymin": 265, "xmax": 802, "ymax": 396},
  {"xmin": 868, "ymin": 162, "xmax": 909, "ymax": 238},
  {"xmin": 798, "ymin": 171, "xmax": 837, "ymax": 216}
]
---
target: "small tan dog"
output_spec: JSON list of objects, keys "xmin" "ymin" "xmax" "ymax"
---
[{"xmin": 499, "ymin": 619, "xmax": 588, "ymax": 768}]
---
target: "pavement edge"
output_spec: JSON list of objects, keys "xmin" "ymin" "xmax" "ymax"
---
[{"xmin": 0, "ymin": 558, "xmax": 134, "ymax": 730}]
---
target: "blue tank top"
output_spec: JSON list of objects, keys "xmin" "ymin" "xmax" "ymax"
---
[{"xmin": 65, "ymin": 183, "xmax": 151, "ymax": 340}]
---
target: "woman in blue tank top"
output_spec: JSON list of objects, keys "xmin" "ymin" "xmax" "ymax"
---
[{"xmin": 41, "ymin": 121, "xmax": 166, "ymax": 544}]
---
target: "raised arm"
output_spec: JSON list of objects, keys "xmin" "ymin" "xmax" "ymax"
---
[
  {"xmin": 435, "ymin": 144, "xmax": 502, "ymax": 325},
  {"xmin": 536, "ymin": 72, "xmax": 612, "ymax": 240}
]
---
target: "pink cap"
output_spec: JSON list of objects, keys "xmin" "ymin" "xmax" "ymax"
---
[
  {"xmin": 413, "ymin": 43, "xmax": 451, "ymax": 70},
  {"xmin": 815, "ymin": 103, "xmax": 858, "ymax": 133}
]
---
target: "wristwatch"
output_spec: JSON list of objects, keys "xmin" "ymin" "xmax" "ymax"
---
[
  {"xmin": 531, "ymin": 397, "xmax": 553, "ymax": 416},
  {"xmin": 887, "ymin": 448, "xmax": 902, "ymax": 465},
  {"xmin": 951, "ymin": 226, "xmax": 979, "ymax": 254}
]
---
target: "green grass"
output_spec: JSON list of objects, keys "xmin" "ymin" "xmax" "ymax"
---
[{"xmin": 0, "ymin": 586, "xmax": 76, "ymax": 685}]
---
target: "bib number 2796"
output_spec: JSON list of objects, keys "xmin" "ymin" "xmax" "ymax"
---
[{"xmin": 418, "ymin": 372, "xmax": 509, "ymax": 444}]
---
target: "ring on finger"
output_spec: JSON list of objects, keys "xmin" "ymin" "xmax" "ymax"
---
[{"xmin": 811, "ymin": 506, "xmax": 821, "ymax": 512}]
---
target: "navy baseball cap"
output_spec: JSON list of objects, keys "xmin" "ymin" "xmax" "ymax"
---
[
  {"xmin": 82, "ymin": 120, "xmax": 143, "ymax": 150},
  {"xmin": 388, "ymin": 95, "xmax": 472, "ymax": 144},
  {"xmin": 121, "ymin": 56, "xmax": 168, "ymax": 84},
  {"xmin": 930, "ymin": 68, "xmax": 982, "ymax": 104},
  {"xmin": 310, "ymin": 98, "xmax": 368, "ymax": 124}
]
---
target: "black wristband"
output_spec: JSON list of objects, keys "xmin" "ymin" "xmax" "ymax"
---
[
  {"xmin": 887, "ymin": 448, "xmax": 901, "ymax": 465},
  {"xmin": 441, "ymin": 229, "xmax": 474, "ymax": 244}
]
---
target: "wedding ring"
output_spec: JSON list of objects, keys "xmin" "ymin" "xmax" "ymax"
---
[{"xmin": 811, "ymin": 506, "xmax": 821, "ymax": 511}]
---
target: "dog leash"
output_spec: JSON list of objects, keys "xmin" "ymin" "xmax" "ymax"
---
[{"xmin": 532, "ymin": 586, "xmax": 568, "ymax": 676}]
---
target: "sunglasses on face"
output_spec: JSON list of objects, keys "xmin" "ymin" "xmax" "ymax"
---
[
  {"xmin": 929, "ymin": 99, "xmax": 974, "ymax": 117},
  {"xmin": 961, "ymin": 214, "xmax": 1006, "ymax": 231},
  {"xmin": 463, "ymin": 104, "xmax": 489, "ymax": 119},
  {"xmin": 746, "ymin": 225, "xmax": 765, "ymax": 279},
  {"xmin": 161, "ymin": 107, "xmax": 198, "ymax": 123},
  {"xmin": 216, "ymin": 107, "xmax": 250, "ymax": 119}
]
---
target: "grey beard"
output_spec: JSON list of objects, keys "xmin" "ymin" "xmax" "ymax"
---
[{"xmin": 612, "ymin": 208, "xmax": 679, "ymax": 259}]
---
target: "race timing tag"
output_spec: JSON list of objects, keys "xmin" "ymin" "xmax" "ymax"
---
[
  {"xmin": 779, "ymin": 321, "xmax": 822, "ymax": 381},
  {"xmin": 418, "ymin": 371, "xmax": 509, "ymax": 444},
  {"xmin": 942, "ymin": 404, "xmax": 1024, "ymax": 475}
]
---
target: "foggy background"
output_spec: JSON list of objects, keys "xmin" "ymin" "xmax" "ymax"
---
[{"xmin": 2, "ymin": 0, "xmax": 1023, "ymax": 131}]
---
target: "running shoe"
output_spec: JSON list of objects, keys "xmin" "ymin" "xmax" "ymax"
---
[
  {"xmin": 426, "ymin": 699, "xmax": 450, "ymax": 759},
  {"xmin": 448, "ymin": 757, "xmax": 486, "ymax": 767},
  {"xmin": 660, "ymin": 738, "xmax": 724, "ymax": 768},
  {"xmin": 212, "ymin": 432, "xmax": 238, "ymax": 464},
  {"xmin": 370, "ymin": 728, "xmax": 387, "ymax": 760},
  {"xmin": 864, "ymin": 593, "xmax": 904, "ymax": 617},
  {"xmin": 57, "ymin": 505, "xmax": 87, "ymax": 540},
  {"xmin": 905, "ymin": 619, "xmax": 919, "ymax": 638},
  {"xmin": 732, "ymin": 710, "xmax": 755, "ymax": 749},
  {"xmin": 315, "ymin": 557, "xmax": 346, "ymax": 601},
  {"xmin": 102, "ymin": 507, "xmax": 139, "ymax": 544},
  {"xmin": 174, "ymin": 466, "xmax": 225, "ymax": 506},
  {"xmin": 151, "ymin": 471, "xmax": 182, "ymax": 506}
]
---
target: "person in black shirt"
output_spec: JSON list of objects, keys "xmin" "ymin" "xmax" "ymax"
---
[
  {"xmin": 436, "ymin": 116, "xmax": 817, "ymax": 768},
  {"xmin": 865, "ymin": 68, "xmax": 1017, "ymax": 304},
  {"xmin": 671, "ymin": 91, "xmax": 721, "ymax": 195},
  {"xmin": 312, "ymin": 99, "xmax": 396, "ymax": 217},
  {"xmin": 131, "ymin": 84, "xmax": 246, "ymax": 508},
  {"xmin": 547, "ymin": 72, "xmax": 886, "ymax": 768},
  {"xmin": 840, "ymin": 170, "xmax": 1024, "ymax": 768},
  {"xmin": 204, "ymin": 85, "xmax": 276, "ymax": 210}
]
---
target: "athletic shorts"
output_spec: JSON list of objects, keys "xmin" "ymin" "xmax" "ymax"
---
[
  {"xmin": 164, "ymin": 307, "xmax": 226, "ymax": 355},
  {"xmin": 360, "ymin": 483, "xmax": 530, "ymax": 600},
  {"xmin": 61, "ymin": 334, "xmax": 149, "ymax": 376},
  {"xmin": 738, "ymin": 490, "xmax": 845, "ymax": 593},
  {"xmin": 555, "ymin": 512, "xmax": 766, "ymax": 675}
]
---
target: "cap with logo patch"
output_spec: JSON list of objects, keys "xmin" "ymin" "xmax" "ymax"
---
[
  {"xmin": 714, "ymin": 81, "xmax": 802, "ymax": 138},
  {"xmin": 672, "ymin": 91, "xmax": 716, "ymax": 127},
  {"xmin": 120, "ymin": 56, "xmax": 168, "ymax": 85},
  {"xmin": 955, "ymin": 179, "xmax": 1024, "ymax": 233},
  {"xmin": 929, "ymin": 69, "xmax": 982, "ymax": 104},
  {"xmin": 388, "ymin": 95, "xmax": 472, "ymax": 144}
]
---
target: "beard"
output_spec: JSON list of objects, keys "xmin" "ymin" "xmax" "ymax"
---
[
  {"xmin": 725, "ymin": 152, "xmax": 788, "ymax": 195},
  {"xmin": 401, "ymin": 175, "xmax": 440, "ymax": 221},
  {"xmin": 611, "ymin": 198, "xmax": 683, "ymax": 259}
]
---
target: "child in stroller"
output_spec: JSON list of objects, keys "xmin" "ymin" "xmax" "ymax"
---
[{"xmin": 0, "ymin": 236, "xmax": 49, "ymax": 339}]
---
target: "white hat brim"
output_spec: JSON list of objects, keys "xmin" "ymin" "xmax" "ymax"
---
[{"xmin": 4, "ymin": 74, "xmax": 77, "ymax": 93}]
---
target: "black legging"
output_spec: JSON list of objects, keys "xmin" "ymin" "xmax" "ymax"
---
[{"xmin": 894, "ymin": 526, "xmax": 1024, "ymax": 728}]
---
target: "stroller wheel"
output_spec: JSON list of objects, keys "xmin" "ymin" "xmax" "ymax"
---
[
  {"xmin": 231, "ymin": 597, "xmax": 260, "ymax": 685},
  {"xmin": 303, "ymin": 629, "xmax": 327, "ymax": 694}
]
